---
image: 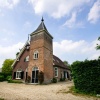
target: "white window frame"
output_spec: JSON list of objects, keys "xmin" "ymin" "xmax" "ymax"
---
[
  {"xmin": 25, "ymin": 56, "xmax": 29, "ymax": 61},
  {"xmin": 54, "ymin": 67, "xmax": 58, "ymax": 77},
  {"xmin": 16, "ymin": 71, "xmax": 21, "ymax": 79},
  {"xmin": 33, "ymin": 51, "xmax": 39, "ymax": 59},
  {"xmin": 16, "ymin": 69, "xmax": 22, "ymax": 79}
]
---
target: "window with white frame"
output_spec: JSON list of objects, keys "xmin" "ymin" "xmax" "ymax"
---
[
  {"xmin": 25, "ymin": 56, "xmax": 29, "ymax": 61},
  {"xmin": 54, "ymin": 67, "xmax": 58, "ymax": 77},
  {"xmin": 16, "ymin": 69, "xmax": 22, "ymax": 79},
  {"xmin": 33, "ymin": 51, "xmax": 39, "ymax": 59}
]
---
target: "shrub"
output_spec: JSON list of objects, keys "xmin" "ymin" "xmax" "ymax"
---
[
  {"xmin": 0, "ymin": 75, "xmax": 4, "ymax": 82},
  {"xmin": 38, "ymin": 71, "xmax": 44, "ymax": 84},
  {"xmin": 26, "ymin": 76, "xmax": 31, "ymax": 83},
  {"xmin": 60, "ymin": 78, "xmax": 65, "ymax": 81},
  {"xmin": 8, "ymin": 80, "xmax": 23, "ymax": 83},
  {"xmin": 0, "ymin": 72, "xmax": 12, "ymax": 81},
  {"xmin": 52, "ymin": 78, "xmax": 57, "ymax": 83},
  {"xmin": 71, "ymin": 59, "xmax": 100, "ymax": 94},
  {"xmin": 6, "ymin": 76, "xmax": 12, "ymax": 81}
]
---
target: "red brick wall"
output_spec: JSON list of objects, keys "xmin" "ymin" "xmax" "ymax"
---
[
  {"xmin": 12, "ymin": 49, "xmax": 29, "ymax": 80},
  {"xmin": 28, "ymin": 31, "xmax": 53, "ymax": 83}
]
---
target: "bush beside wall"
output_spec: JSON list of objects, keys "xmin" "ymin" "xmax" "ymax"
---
[{"xmin": 71, "ymin": 59, "xmax": 100, "ymax": 94}]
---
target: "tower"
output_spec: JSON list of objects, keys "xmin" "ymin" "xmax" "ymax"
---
[{"xmin": 28, "ymin": 18, "xmax": 53, "ymax": 83}]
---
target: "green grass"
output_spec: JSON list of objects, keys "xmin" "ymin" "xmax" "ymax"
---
[
  {"xmin": 67, "ymin": 86, "xmax": 100, "ymax": 98},
  {"xmin": 8, "ymin": 80, "xmax": 23, "ymax": 84},
  {"xmin": 0, "ymin": 98, "xmax": 4, "ymax": 100}
]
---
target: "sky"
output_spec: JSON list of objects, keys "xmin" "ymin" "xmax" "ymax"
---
[{"xmin": 0, "ymin": 0, "xmax": 100, "ymax": 67}]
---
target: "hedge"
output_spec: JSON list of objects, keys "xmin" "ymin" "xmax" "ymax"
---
[
  {"xmin": 71, "ymin": 59, "xmax": 100, "ymax": 94},
  {"xmin": 0, "ymin": 72, "xmax": 12, "ymax": 81}
]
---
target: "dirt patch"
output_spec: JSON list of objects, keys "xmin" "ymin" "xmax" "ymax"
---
[{"xmin": 0, "ymin": 81, "xmax": 99, "ymax": 100}]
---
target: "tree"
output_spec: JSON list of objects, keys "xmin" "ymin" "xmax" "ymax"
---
[
  {"xmin": 96, "ymin": 37, "xmax": 100, "ymax": 50},
  {"xmin": 63, "ymin": 61, "xmax": 71, "ymax": 71},
  {"xmin": 2, "ymin": 59, "xmax": 14, "ymax": 74}
]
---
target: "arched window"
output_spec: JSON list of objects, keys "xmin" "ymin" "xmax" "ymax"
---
[{"xmin": 33, "ymin": 51, "xmax": 39, "ymax": 59}]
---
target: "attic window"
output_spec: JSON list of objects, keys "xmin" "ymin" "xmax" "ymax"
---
[
  {"xmin": 26, "ymin": 46, "xmax": 30, "ymax": 50},
  {"xmin": 33, "ymin": 51, "xmax": 39, "ymax": 59},
  {"xmin": 24, "ymin": 56, "xmax": 29, "ymax": 62}
]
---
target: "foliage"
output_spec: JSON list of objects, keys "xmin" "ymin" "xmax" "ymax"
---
[
  {"xmin": 0, "ymin": 75, "xmax": 4, "ymax": 82},
  {"xmin": 38, "ymin": 71, "xmax": 44, "ymax": 84},
  {"xmin": 52, "ymin": 78, "xmax": 57, "ymax": 83},
  {"xmin": 60, "ymin": 78, "xmax": 65, "ymax": 81},
  {"xmin": 0, "ymin": 98, "xmax": 4, "ymax": 100},
  {"xmin": 2, "ymin": 59, "xmax": 14, "ymax": 74},
  {"xmin": 63, "ymin": 61, "xmax": 71, "ymax": 71},
  {"xmin": 6, "ymin": 75, "xmax": 12, "ymax": 81},
  {"xmin": 71, "ymin": 59, "xmax": 100, "ymax": 94},
  {"xmin": 8, "ymin": 80, "xmax": 23, "ymax": 83},
  {"xmin": 0, "ymin": 72, "xmax": 11, "ymax": 81},
  {"xmin": 25, "ymin": 76, "xmax": 31, "ymax": 83},
  {"xmin": 96, "ymin": 37, "xmax": 100, "ymax": 50}
]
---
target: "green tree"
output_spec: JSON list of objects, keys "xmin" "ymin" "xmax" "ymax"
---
[
  {"xmin": 96, "ymin": 37, "xmax": 100, "ymax": 50},
  {"xmin": 63, "ymin": 61, "xmax": 71, "ymax": 71},
  {"xmin": 2, "ymin": 59, "xmax": 14, "ymax": 74}
]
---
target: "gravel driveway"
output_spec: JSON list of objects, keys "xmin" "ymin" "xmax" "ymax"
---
[{"xmin": 0, "ymin": 81, "xmax": 99, "ymax": 100}]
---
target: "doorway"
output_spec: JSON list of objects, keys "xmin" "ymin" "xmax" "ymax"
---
[{"xmin": 32, "ymin": 67, "xmax": 39, "ymax": 83}]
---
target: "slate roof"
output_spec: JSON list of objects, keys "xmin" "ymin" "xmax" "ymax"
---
[
  {"xmin": 33, "ymin": 17, "xmax": 48, "ymax": 33},
  {"xmin": 30, "ymin": 17, "xmax": 53, "ymax": 39},
  {"xmin": 53, "ymin": 55, "xmax": 70, "ymax": 70}
]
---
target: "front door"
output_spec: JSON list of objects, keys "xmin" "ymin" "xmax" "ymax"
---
[{"xmin": 32, "ymin": 70, "xmax": 38, "ymax": 83}]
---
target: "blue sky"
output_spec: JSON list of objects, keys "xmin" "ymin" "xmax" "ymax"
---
[{"xmin": 0, "ymin": 0, "xmax": 100, "ymax": 67}]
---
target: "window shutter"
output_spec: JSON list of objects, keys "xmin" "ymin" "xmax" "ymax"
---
[
  {"xmin": 21, "ymin": 71, "xmax": 24, "ymax": 79},
  {"xmin": 14, "ymin": 72, "xmax": 16, "ymax": 79}
]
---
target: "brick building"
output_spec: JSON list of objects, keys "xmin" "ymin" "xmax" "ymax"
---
[{"xmin": 12, "ymin": 18, "xmax": 71, "ymax": 84}]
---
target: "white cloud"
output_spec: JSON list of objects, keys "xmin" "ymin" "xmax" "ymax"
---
[
  {"xmin": 88, "ymin": 0, "xmax": 100, "ymax": 23},
  {"xmin": 0, "ymin": 0, "xmax": 20, "ymax": 9},
  {"xmin": 63, "ymin": 12, "xmax": 84, "ymax": 28},
  {"xmin": 0, "ymin": 42, "xmax": 24, "ymax": 68},
  {"xmin": 53, "ymin": 39, "xmax": 100, "ymax": 64},
  {"xmin": 28, "ymin": 0, "xmax": 90, "ymax": 18}
]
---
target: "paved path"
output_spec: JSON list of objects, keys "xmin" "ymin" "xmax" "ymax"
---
[{"xmin": 0, "ymin": 81, "xmax": 99, "ymax": 100}]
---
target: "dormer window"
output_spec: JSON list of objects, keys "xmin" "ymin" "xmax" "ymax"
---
[
  {"xmin": 26, "ymin": 56, "xmax": 29, "ymax": 61},
  {"xmin": 24, "ymin": 56, "xmax": 29, "ymax": 62},
  {"xmin": 33, "ymin": 51, "xmax": 39, "ymax": 59},
  {"xmin": 26, "ymin": 46, "xmax": 30, "ymax": 50}
]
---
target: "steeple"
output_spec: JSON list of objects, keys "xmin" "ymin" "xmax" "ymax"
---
[
  {"xmin": 32, "ymin": 17, "xmax": 48, "ymax": 33},
  {"xmin": 30, "ymin": 17, "xmax": 53, "ymax": 39},
  {"xmin": 41, "ymin": 16, "xmax": 44, "ymax": 22}
]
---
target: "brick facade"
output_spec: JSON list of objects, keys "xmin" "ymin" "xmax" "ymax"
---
[{"xmin": 12, "ymin": 19, "xmax": 71, "ymax": 84}]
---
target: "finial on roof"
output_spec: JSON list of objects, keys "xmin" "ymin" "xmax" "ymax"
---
[{"xmin": 41, "ymin": 16, "xmax": 44, "ymax": 22}]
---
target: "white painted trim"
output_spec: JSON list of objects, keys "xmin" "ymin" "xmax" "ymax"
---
[{"xmin": 54, "ymin": 67, "xmax": 58, "ymax": 77}]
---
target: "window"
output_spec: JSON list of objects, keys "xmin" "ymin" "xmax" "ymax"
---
[
  {"xmin": 16, "ymin": 71, "xmax": 21, "ymax": 79},
  {"xmin": 54, "ymin": 67, "xmax": 58, "ymax": 77},
  {"xmin": 24, "ymin": 56, "xmax": 29, "ymax": 62},
  {"xmin": 33, "ymin": 51, "xmax": 39, "ymax": 59},
  {"xmin": 16, "ymin": 69, "xmax": 24, "ymax": 79},
  {"xmin": 25, "ymin": 56, "xmax": 29, "ymax": 61}
]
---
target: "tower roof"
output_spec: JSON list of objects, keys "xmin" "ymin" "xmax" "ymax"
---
[
  {"xmin": 30, "ymin": 17, "xmax": 53, "ymax": 38},
  {"xmin": 32, "ymin": 17, "xmax": 48, "ymax": 33}
]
